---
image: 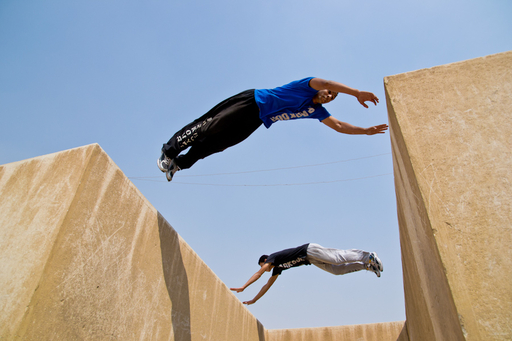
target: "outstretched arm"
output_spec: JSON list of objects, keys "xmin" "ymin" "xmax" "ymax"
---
[
  {"xmin": 309, "ymin": 78, "xmax": 379, "ymax": 108},
  {"xmin": 321, "ymin": 116, "xmax": 388, "ymax": 135},
  {"xmin": 242, "ymin": 275, "xmax": 279, "ymax": 305},
  {"xmin": 230, "ymin": 263, "xmax": 271, "ymax": 293}
]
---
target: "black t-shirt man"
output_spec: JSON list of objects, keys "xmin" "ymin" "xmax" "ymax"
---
[
  {"xmin": 265, "ymin": 243, "xmax": 311, "ymax": 276},
  {"xmin": 230, "ymin": 243, "xmax": 383, "ymax": 305}
]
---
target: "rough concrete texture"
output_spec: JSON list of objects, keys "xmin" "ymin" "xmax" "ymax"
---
[
  {"xmin": 0, "ymin": 144, "xmax": 266, "ymax": 340},
  {"xmin": 3, "ymin": 52, "xmax": 511, "ymax": 341},
  {"xmin": 267, "ymin": 321, "xmax": 407, "ymax": 341},
  {"xmin": 0, "ymin": 143, "xmax": 406, "ymax": 341},
  {"xmin": 385, "ymin": 50, "xmax": 512, "ymax": 341}
]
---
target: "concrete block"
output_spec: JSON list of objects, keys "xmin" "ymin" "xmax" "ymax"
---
[
  {"xmin": 267, "ymin": 321, "xmax": 406, "ymax": 341},
  {"xmin": 0, "ymin": 144, "xmax": 265, "ymax": 340},
  {"xmin": 385, "ymin": 51, "xmax": 512, "ymax": 341}
]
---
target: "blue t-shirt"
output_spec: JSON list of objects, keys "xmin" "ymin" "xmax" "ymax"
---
[{"xmin": 254, "ymin": 77, "xmax": 331, "ymax": 128}]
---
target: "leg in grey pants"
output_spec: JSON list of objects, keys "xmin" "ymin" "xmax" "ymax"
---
[{"xmin": 306, "ymin": 243, "xmax": 370, "ymax": 275}]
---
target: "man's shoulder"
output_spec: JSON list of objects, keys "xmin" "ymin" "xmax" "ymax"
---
[
  {"xmin": 261, "ymin": 77, "xmax": 316, "ymax": 92},
  {"xmin": 284, "ymin": 77, "xmax": 315, "ymax": 89}
]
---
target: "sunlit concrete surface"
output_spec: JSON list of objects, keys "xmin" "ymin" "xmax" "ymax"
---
[
  {"xmin": 0, "ymin": 144, "xmax": 404, "ymax": 340},
  {"xmin": 0, "ymin": 144, "xmax": 265, "ymax": 340},
  {"xmin": 385, "ymin": 50, "xmax": 512, "ymax": 341},
  {"xmin": 267, "ymin": 321, "xmax": 407, "ymax": 341},
  {"xmin": 2, "ymin": 50, "xmax": 510, "ymax": 341}
]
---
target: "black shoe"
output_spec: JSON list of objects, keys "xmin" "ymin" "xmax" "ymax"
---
[{"xmin": 165, "ymin": 160, "xmax": 180, "ymax": 182}]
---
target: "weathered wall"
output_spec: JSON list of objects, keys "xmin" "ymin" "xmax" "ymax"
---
[
  {"xmin": 0, "ymin": 145, "xmax": 93, "ymax": 338},
  {"xmin": 385, "ymin": 51, "xmax": 512, "ymax": 340},
  {"xmin": 1, "ymin": 143, "xmax": 412, "ymax": 341},
  {"xmin": 1, "ymin": 143, "xmax": 407, "ymax": 341},
  {"xmin": 0, "ymin": 144, "xmax": 266, "ymax": 341},
  {"xmin": 3, "ymin": 52, "xmax": 510, "ymax": 341},
  {"xmin": 267, "ymin": 321, "xmax": 407, "ymax": 341}
]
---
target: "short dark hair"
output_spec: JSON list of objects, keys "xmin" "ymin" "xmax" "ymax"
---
[{"xmin": 258, "ymin": 255, "xmax": 268, "ymax": 265}]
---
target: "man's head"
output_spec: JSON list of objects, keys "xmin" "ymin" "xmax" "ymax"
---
[
  {"xmin": 258, "ymin": 255, "xmax": 273, "ymax": 272},
  {"xmin": 313, "ymin": 89, "xmax": 338, "ymax": 104}
]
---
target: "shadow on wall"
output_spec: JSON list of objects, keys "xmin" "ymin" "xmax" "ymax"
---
[
  {"xmin": 158, "ymin": 213, "xmax": 192, "ymax": 341},
  {"xmin": 158, "ymin": 212, "xmax": 268, "ymax": 341},
  {"xmin": 258, "ymin": 320, "xmax": 266, "ymax": 341},
  {"xmin": 397, "ymin": 322, "xmax": 409, "ymax": 341}
]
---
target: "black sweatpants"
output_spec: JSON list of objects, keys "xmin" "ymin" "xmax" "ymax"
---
[{"xmin": 162, "ymin": 89, "xmax": 262, "ymax": 170}]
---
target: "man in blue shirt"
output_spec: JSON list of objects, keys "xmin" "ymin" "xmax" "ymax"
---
[
  {"xmin": 158, "ymin": 77, "xmax": 388, "ymax": 181},
  {"xmin": 230, "ymin": 243, "xmax": 383, "ymax": 305}
]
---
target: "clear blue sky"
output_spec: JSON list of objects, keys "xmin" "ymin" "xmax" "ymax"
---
[{"xmin": 1, "ymin": 0, "xmax": 510, "ymax": 330}]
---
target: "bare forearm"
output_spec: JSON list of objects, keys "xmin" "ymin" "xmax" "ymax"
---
[
  {"xmin": 231, "ymin": 273, "xmax": 262, "ymax": 293},
  {"xmin": 244, "ymin": 276, "xmax": 278, "ymax": 305},
  {"xmin": 325, "ymin": 118, "xmax": 369, "ymax": 135},
  {"xmin": 313, "ymin": 78, "xmax": 359, "ymax": 97},
  {"xmin": 231, "ymin": 264, "xmax": 272, "ymax": 294},
  {"xmin": 332, "ymin": 121, "xmax": 369, "ymax": 134},
  {"xmin": 241, "ymin": 272, "xmax": 262, "ymax": 290},
  {"xmin": 309, "ymin": 78, "xmax": 379, "ymax": 108},
  {"xmin": 322, "ymin": 117, "xmax": 388, "ymax": 135},
  {"xmin": 250, "ymin": 283, "xmax": 271, "ymax": 303}
]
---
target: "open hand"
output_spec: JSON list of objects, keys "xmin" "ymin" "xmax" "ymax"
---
[
  {"xmin": 230, "ymin": 287, "xmax": 244, "ymax": 293},
  {"xmin": 243, "ymin": 300, "xmax": 256, "ymax": 305},
  {"xmin": 357, "ymin": 91, "xmax": 379, "ymax": 108},
  {"xmin": 365, "ymin": 124, "xmax": 388, "ymax": 135}
]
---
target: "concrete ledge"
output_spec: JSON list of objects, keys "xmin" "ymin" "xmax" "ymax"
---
[
  {"xmin": 267, "ymin": 321, "xmax": 407, "ymax": 341},
  {"xmin": 385, "ymin": 51, "xmax": 512, "ymax": 340},
  {"xmin": 1, "ymin": 143, "xmax": 406, "ymax": 340},
  {"xmin": 0, "ymin": 144, "xmax": 265, "ymax": 340}
]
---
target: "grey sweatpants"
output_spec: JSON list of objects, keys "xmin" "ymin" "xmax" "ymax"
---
[{"xmin": 306, "ymin": 243, "xmax": 370, "ymax": 275}]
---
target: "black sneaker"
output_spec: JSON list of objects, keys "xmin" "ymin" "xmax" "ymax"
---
[
  {"xmin": 157, "ymin": 151, "xmax": 172, "ymax": 172},
  {"xmin": 165, "ymin": 160, "xmax": 180, "ymax": 182}
]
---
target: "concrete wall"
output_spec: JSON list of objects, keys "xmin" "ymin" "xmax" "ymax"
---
[
  {"xmin": 267, "ymin": 321, "xmax": 407, "ymax": 341},
  {"xmin": 0, "ymin": 144, "xmax": 265, "ymax": 341},
  {"xmin": 385, "ymin": 51, "xmax": 512, "ymax": 341},
  {"xmin": 3, "ymin": 51, "xmax": 510, "ymax": 341},
  {"xmin": 1, "ymin": 143, "xmax": 404, "ymax": 341}
]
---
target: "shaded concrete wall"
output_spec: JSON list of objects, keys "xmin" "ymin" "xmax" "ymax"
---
[
  {"xmin": 267, "ymin": 321, "xmax": 407, "ymax": 341},
  {"xmin": 0, "ymin": 143, "xmax": 407, "ymax": 341},
  {"xmin": 0, "ymin": 144, "xmax": 265, "ymax": 340},
  {"xmin": 3, "ymin": 52, "xmax": 510, "ymax": 341},
  {"xmin": 385, "ymin": 51, "xmax": 512, "ymax": 340}
]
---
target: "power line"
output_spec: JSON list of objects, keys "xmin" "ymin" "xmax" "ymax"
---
[
  {"xmin": 160, "ymin": 172, "xmax": 393, "ymax": 187},
  {"xmin": 128, "ymin": 152, "xmax": 392, "ymax": 186},
  {"xmin": 128, "ymin": 152, "xmax": 391, "ymax": 180}
]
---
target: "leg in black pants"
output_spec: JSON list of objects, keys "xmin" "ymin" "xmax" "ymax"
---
[{"xmin": 162, "ymin": 89, "xmax": 262, "ymax": 170}]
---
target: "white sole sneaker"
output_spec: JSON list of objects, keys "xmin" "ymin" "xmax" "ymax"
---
[
  {"xmin": 165, "ymin": 160, "xmax": 180, "ymax": 182},
  {"xmin": 157, "ymin": 151, "xmax": 171, "ymax": 173},
  {"xmin": 368, "ymin": 264, "xmax": 381, "ymax": 277},
  {"xmin": 369, "ymin": 252, "xmax": 383, "ymax": 272}
]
